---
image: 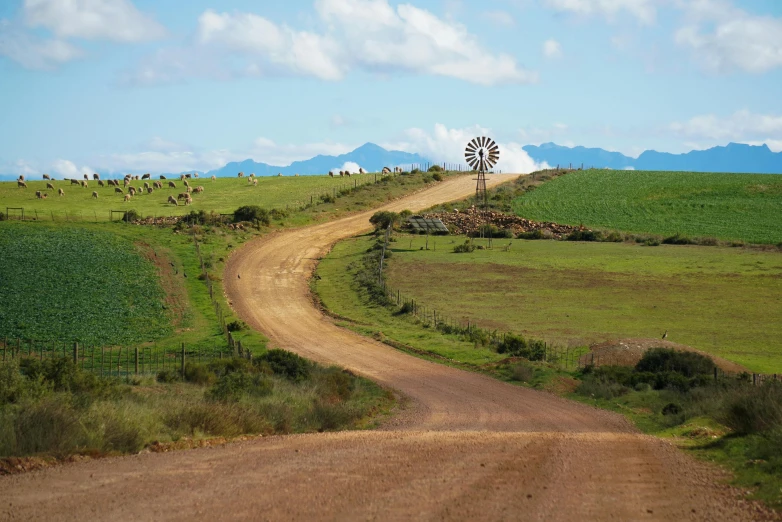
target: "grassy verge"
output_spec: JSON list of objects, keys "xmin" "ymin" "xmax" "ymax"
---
[
  {"xmin": 313, "ymin": 229, "xmax": 782, "ymax": 510},
  {"xmin": 0, "ymin": 352, "xmax": 394, "ymax": 462}
]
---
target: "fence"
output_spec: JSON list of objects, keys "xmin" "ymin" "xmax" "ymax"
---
[{"xmin": 0, "ymin": 338, "xmax": 249, "ymax": 378}]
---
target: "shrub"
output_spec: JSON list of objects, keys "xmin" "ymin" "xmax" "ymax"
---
[
  {"xmin": 453, "ymin": 240, "xmax": 475, "ymax": 253},
  {"xmin": 469, "ymin": 224, "xmax": 512, "ymax": 239},
  {"xmin": 662, "ymin": 233, "xmax": 695, "ymax": 245},
  {"xmin": 157, "ymin": 368, "xmax": 180, "ymax": 383},
  {"xmin": 0, "ymin": 212, "xmax": 6, "ymax": 221},
  {"xmin": 603, "ymin": 231, "xmax": 624, "ymax": 242},
  {"xmin": 644, "ymin": 237, "xmax": 661, "ymax": 246},
  {"xmin": 496, "ymin": 334, "xmax": 546, "ymax": 361},
  {"xmin": 428, "ymin": 165, "xmax": 444, "ymax": 172},
  {"xmin": 566, "ymin": 229, "xmax": 600, "ymax": 242},
  {"xmin": 696, "ymin": 236, "xmax": 719, "ymax": 246},
  {"xmin": 411, "ymin": 168, "xmax": 421, "ymax": 174},
  {"xmin": 517, "ymin": 229, "xmax": 545, "ymax": 240},
  {"xmin": 260, "ymin": 349, "xmax": 311, "ymax": 382},
  {"xmin": 184, "ymin": 362, "xmax": 217, "ymax": 386},
  {"xmin": 431, "ymin": 172, "xmax": 443, "ymax": 181},
  {"xmin": 122, "ymin": 210, "xmax": 141, "ymax": 222},
  {"xmin": 317, "ymin": 369, "xmax": 354, "ymax": 401},
  {"xmin": 233, "ymin": 205, "xmax": 270, "ymax": 226},
  {"xmin": 635, "ymin": 348, "xmax": 715, "ymax": 378},
  {"xmin": 312, "ymin": 400, "xmax": 357, "ymax": 431},
  {"xmin": 207, "ymin": 371, "xmax": 273, "ymax": 402},
  {"xmin": 509, "ymin": 363, "xmax": 534, "ymax": 383},
  {"xmin": 226, "ymin": 320, "xmax": 247, "ymax": 332},
  {"xmin": 319, "ymin": 194, "xmax": 336, "ymax": 204},
  {"xmin": 722, "ymin": 382, "xmax": 782, "ymax": 435},
  {"xmin": 369, "ymin": 211, "xmax": 400, "ymax": 230}
]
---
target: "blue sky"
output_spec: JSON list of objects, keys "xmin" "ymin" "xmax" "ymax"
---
[{"xmin": 1, "ymin": 0, "xmax": 781, "ymax": 175}]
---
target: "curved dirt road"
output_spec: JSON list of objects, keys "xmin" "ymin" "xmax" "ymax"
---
[{"xmin": 0, "ymin": 175, "xmax": 770, "ymax": 521}]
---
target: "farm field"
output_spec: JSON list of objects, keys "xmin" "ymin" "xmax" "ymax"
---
[
  {"xmin": 0, "ymin": 224, "xmax": 171, "ymax": 345},
  {"xmin": 0, "ymin": 174, "xmax": 377, "ymax": 221},
  {"xmin": 512, "ymin": 170, "xmax": 782, "ymax": 244},
  {"xmin": 366, "ymin": 235, "xmax": 782, "ymax": 373}
]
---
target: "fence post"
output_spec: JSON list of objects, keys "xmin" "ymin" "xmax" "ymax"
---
[
  {"xmin": 181, "ymin": 343, "xmax": 186, "ymax": 378},
  {"xmin": 135, "ymin": 347, "xmax": 139, "ymax": 375},
  {"xmin": 73, "ymin": 342, "xmax": 78, "ymax": 364}
]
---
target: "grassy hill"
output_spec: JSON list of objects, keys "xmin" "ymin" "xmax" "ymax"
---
[
  {"xmin": 0, "ymin": 175, "xmax": 377, "ymax": 222},
  {"xmin": 512, "ymin": 170, "xmax": 782, "ymax": 244}
]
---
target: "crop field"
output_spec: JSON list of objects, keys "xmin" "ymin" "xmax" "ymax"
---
[
  {"xmin": 367, "ymin": 235, "xmax": 782, "ymax": 373},
  {"xmin": 0, "ymin": 223, "xmax": 171, "ymax": 345},
  {"xmin": 512, "ymin": 170, "xmax": 782, "ymax": 244},
  {"xmin": 0, "ymin": 175, "xmax": 377, "ymax": 221}
]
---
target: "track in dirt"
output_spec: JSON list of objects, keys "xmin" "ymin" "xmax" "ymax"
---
[{"xmin": 0, "ymin": 175, "xmax": 769, "ymax": 521}]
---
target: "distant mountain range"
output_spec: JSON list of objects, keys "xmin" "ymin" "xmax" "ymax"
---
[
  {"xmin": 2, "ymin": 141, "xmax": 780, "ymax": 181},
  {"xmin": 523, "ymin": 142, "xmax": 782, "ymax": 174}
]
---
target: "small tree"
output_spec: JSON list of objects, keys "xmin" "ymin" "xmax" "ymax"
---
[
  {"xmin": 233, "ymin": 205, "xmax": 270, "ymax": 226},
  {"xmin": 369, "ymin": 211, "xmax": 400, "ymax": 230}
]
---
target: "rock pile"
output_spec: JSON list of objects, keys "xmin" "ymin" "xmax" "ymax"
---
[{"xmin": 425, "ymin": 207, "xmax": 584, "ymax": 239}]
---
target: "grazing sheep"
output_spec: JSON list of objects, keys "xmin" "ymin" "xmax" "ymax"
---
[
  {"xmin": 295, "ymin": 173, "xmax": 299, "ymax": 177},
  {"xmin": 93, "ymin": 173, "xmax": 100, "ymax": 180},
  {"xmin": 115, "ymin": 187, "xmax": 124, "ymax": 194},
  {"xmin": 278, "ymin": 173, "xmax": 282, "ymax": 177},
  {"xmin": 18, "ymin": 175, "xmax": 25, "ymax": 181},
  {"xmin": 252, "ymin": 179, "xmax": 258, "ymax": 186},
  {"xmin": 177, "ymin": 192, "xmax": 188, "ymax": 200},
  {"xmin": 168, "ymin": 181, "xmax": 176, "ymax": 188},
  {"xmin": 194, "ymin": 186, "xmax": 204, "ymax": 193},
  {"xmin": 134, "ymin": 175, "xmax": 140, "ymax": 180},
  {"xmin": 83, "ymin": 174, "xmax": 89, "ymax": 180},
  {"xmin": 58, "ymin": 188, "xmax": 64, "ymax": 196},
  {"xmin": 345, "ymin": 171, "xmax": 351, "ymax": 177},
  {"xmin": 43, "ymin": 173, "xmax": 51, "ymax": 180},
  {"xmin": 167, "ymin": 195, "xmax": 178, "ymax": 206},
  {"xmin": 128, "ymin": 187, "xmax": 137, "ymax": 196},
  {"xmin": 180, "ymin": 174, "xmax": 186, "ymax": 181},
  {"xmin": 124, "ymin": 194, "xmax": 132, "ymax": 202},
  {"xmin": 238, "ymin": 172, "xmax": 244, "ymax": 178},
  {"xmin": 194, "ymin": 172, "xmax": 199, "ymax": 178},
  {"xmin": 329, "ymin": 172, "xmax": 334, "ymax": 177},
  {"xmin": 154, "ymin": 181, "xmax": 162, "ymax": 189},
  {"xmin": 35, "ymin": 190, "xmax": 43, "ymax": 198},
  {"xmin": 123, "ymin": 179, "xmax": 130, "ymax": 187},
  {"xmin": 186, "ymin": 186, "xmax": 193, "ymax": 194},
  {"xmin": 70, "ymin": 179, "xmax": 80, "ymax": 185},
  {"xmin": 185, "ymin": 196, "xmax": 193, "ymax": 205},
  {"xmin": 18, "ymin": 180, "xmax": 27, "ymax": 188},
  {"xmin": 142, "ymin": 173, "xmax": 151, "ymax": 180},
  {"xmin": 382, "ymin": 167, "xmax": 391, "ymax": 175},
  {"xmin": 46, "ymin": 182, "xmax": 55, "ymax": 190},
  {"xmin": 81, "ymin": 180, "xmax": 88, "ymax": 188},
  {"xmin": 41, "ymin": 193, "xmax": 48, "ymax": 199},
  {"xmin": 92, "ymin": 191, "xmax": 98, "ymax": 198},
  {"xmin": 160, "ymin": 175, "xmax": 167, "ymax": 180},
  {"xmin": 98, "ymin": 180, "xmax": 105, "ymax": 187},
  {"xmin": 248, "ymin": 177, "xmax": 253, "ymax": 184},
  {"xmin": 143, "ymin": 182, "xmax": 149, "ymax": 189},
  {"xmin": 147, "ymin": 187, "xmax": 154, "ymax": 194},
  {"xmin": 359, "ymin": 168, "xmax": 366, "ymax": 174},
  {"xmin": 185, "ymin": 173, "xmax": 192, "ymax": 179},
  {"xmin": 183, "ymin": 180, "xmax": 189, "ymax": 187},
  {"xmin": 211, "ymin": 175, "xmax": 216, "ymax": 181},
  {"xmin": 124, "ymin": 174, "xmax": 132, "ymax": 181}
]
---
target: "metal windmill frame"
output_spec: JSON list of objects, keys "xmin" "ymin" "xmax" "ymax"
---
[{"xmin": 465, "ymin": 137, "xmax": 499, "ymax": 207}]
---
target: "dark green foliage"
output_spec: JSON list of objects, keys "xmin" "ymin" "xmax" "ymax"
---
[
  {"xmin": 259, "ymin": 349, "xmax": 311, "ymax": 382},
  {"xmin": 566, "ymin": 229, "xmax": 600, "ymax": 242},
  {"xmin": 636, "ymin": 348, "xmax": 716, "ymax": 377},
  {"xmin": 662, "ymin": 402, "xmax": 682, "ymax": 415},
  {"xmin": 428, "ymin": 165, "xmax": 444, "ymax": 172},
  {"xmin": 411, "ymin": 168, "xmax": 421, "ymax": 174},
  {"xmin": 517, "ymin": 229, "xmax": 545, "ymax": 240},
  {"xmin": 509, "ymin": 363, "xmax": 534, "ymax": 383},
  {"xmin": 453, "ymin": 240, "xmax": 475, "ymax": 253},
  {"xmin": 317, "ymin": 368, "xmax": 355, "ymax": 401},
  {"xmin": 233, "ymin": 205, "xmax": 270, "ymax": 225},
  {"xmin": 184, "ymin": 362, "xmax": 217, "ymax": 386},
  {"xmin": 663, "ymin": 233, "xmax": 696, "ymax": 245},
  {"xmin": 369, "ymin": 211, "xmax": 400, "ymax": 230},
  {"xmin": 226, "ymin": 320, "xmax": 248, "ymax": 332},
  {"xmin": 469, "ymin": 224, "xmax": 513, "ymax": 239},
  {"xmin": 122, "ymin": 209, "xmax": 141, "ymax": 222},
  {"xmin": 207, "ymin": 371, "xmax": 274, "ymax": 402},
  {"xmin": 496, "ymin": 333, "xmax": 546, "ymax": 360},
  {"xmin": 431, "ymin": 172, "xmax": 444, "ymax": 181},
  {"xmin": 156, "ymin": 369, "xmax": 180, "ymax": 383},
  {"xmin": 722, "ymin": 382, "xmax": 782, "ymax": 435},
  {"xmin": 319, "ymin": 194, "xmax": 336, "ymax": 204},
  {"xmin": 0, "ymin": 212, "xmax": 5, "ymax": 221}
]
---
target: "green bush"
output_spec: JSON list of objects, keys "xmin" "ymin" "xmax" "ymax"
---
[
  {"xmin": 233, "ymin": 205, "xmax": 270, "ymax": 225},
  {"xmin": 428, "ymin": 165, "xmax": 444, "ymax": 172},
  {"xmin": 319, "ymin": 194, "xmax": 336, "ymax": 204},
  {"xmin": 317, "ymin": 369, "xmax": 355, "ymax": 401},
  {"xmin": 184, "ymin": 362, "xmax": 216, "ymax": 386},
  {"xmin": 431, "ymin": 172, "xmax": 444, "ymax": 181},
  {"xmin": 453, "ymin": 240, "xmax": 475, "ymax": 253},
  {"xmin": 517, "ymin": 229, "xmax": 545, "ymax": 240},
  {"xmin": 207, "ymin": 371, "xmax": 274, "ymax": 402},
  {"xmin": 722, "ymin": 382, "xmax": 782, "ymax": 435},
  {"xmin": 663, "ymin": 233, "xmax": 695, "ymax": 245},
  {"xmin": 259, "ymin": 349, "xmax": 311, "ymax": 382},
  {"xmin": 566, "ymin": 229, "xmax": 600, "ymax": 242},
  {"xmin": 122, "ymin": 210, "xmax": 141, "ymax": 222},
  {"xmin": 226, "ymin": 320, "xmax": 247, "ymax": 332},
  {"xmin": 369, "ymin": 211, "xmax": 400, "ymax": 230},
  {"xmin": 635, "ymin": 348, "xmax": 715, "ymax": 378},
  {"xmin": 156, "ymin": 368, "xmax": 181, "ymax": 383},
  {"xmin": 496, "ymin": 334, "xmax": 546, "ymax": 360},
  {"xmin": 469, "ymin": 224, "xmax": 513, "ymax": 239},
  {"xmin": 509, "ymin": 363, "xmax": 534, "ymax": 383}
]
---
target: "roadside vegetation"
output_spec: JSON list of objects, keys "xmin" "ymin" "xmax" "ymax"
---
[
  {"xmin": 512, "ymin": 169, "xmax": 782, "ymax": 244},
  {"xmin": 0, "ymin": 352, "xmax": 393, "ymax": 461}
]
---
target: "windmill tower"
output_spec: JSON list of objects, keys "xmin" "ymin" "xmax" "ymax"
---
[{"xmin": 465, "ymin": 137, "xmax": 500, "ymax": 207}]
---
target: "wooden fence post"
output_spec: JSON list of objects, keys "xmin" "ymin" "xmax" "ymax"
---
[
  {"xmin": 181, "ymin": 343, "xmax": 186, "ymax": 378},
  {"xmin": 73, "ymin": 342, "xmax": 78, "ymax": 365},
  {"xmin": 135, "ymin": 347, "xmax": 139, "ymax": 375}
]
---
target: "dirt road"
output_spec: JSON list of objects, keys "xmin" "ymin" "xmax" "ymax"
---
[{"xmin": 1, "ymin": 175, "xmax": 771, "ymax": 521}]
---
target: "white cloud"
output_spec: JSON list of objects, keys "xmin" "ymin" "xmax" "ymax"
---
[
  {"xmin": 745, "ymin": 140, "xmax": 782, "ymax": 153},
  {"xmin": 51, "ymin": 159, "xmax": 93, "ymax": 178},
  {"xmin": 544, "ymin": 0, "xmax": 657, "ymax": 25},
  {"xmin": 251, "ymin": 138, "xmax": 354, "ymax": 166},
  {"xmin": 674, "ymin": 0, "xmax": 782, "ymax": 73},
  {"xmin": 129, "ymin": 1, "xmax": 536, "ymax": 86},
  {"xmin": 542, "ymin": 39, "xmax": 563, "ymax": 59},
  {"xmin": 331, "ymin": 162, "xmax": 362, "ymax": 175},
  {"xmin": 670, "ymin": 110, "xmax": 782, "ymax": 142},
  {"xmin": 0, "ymin": 19, "xmax": 82, "ymax": 69},
  {"xmin": 330, "ymin": 115, "xmax": 348, "ymax": 127},
  {"xmin": 383, "ymin": 123, "xmax": 549, "ymax": 173},
  {"xmin": 24, "ymin": 0, "xmax": 166, "ymax": 42},
  {"xmin": 623, "ymin": 166, "xmax": 636, "ymax": 170},
  {"xmin": 482, "ymin": 10, "xmax": 516, "ymax": 27}
]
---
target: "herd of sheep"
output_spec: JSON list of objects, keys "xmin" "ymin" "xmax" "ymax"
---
[{"xmin": 13, "ymin": 166, "xmax": 397, "ymax": 206}]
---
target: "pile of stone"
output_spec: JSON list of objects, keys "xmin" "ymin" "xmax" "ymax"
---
[
  {"xmin": 425, "ymin": 207, "xmax": 584, "ymax": 239},
  {"xmin": 131, "ymin": 216, "xmax": 181, "ymax": 226}
]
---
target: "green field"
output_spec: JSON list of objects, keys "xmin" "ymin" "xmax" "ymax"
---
[
  {"xmin": 512, "ymin": 170, "xmax": 782, "ymax": 244},
  {"xmin": 0, "ymin": 175, "xmax": 377, "ymax": 221},
  {"xmin": 372, "ymin": 235, "xmax": 782, "ymax": 373},
  {"xmin": 0, "ymin": 224, "xmax": 171, "ymax": 345}
]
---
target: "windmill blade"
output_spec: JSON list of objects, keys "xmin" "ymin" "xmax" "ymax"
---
[
  {"xmin": 488, "ymin": 145, "xmax": 499, "ymax": 154},
  {"xmin": 469, "ymin": 138, "xmax": 481, "ymax": 150},
  {"xmin": 466, "ymin": 143, "xmax": 478, "ymax": 152}
]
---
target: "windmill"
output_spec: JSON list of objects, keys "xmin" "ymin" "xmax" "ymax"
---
[{"xmin": 465, "ymin": 137, "xmax": 499, "ymax": 207}]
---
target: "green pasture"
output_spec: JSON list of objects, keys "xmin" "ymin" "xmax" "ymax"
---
[
  {"xmin": 348, "ymin": 234, "xmax": 781, "ymax": 373},
  {"xmin": 512, "ymin": 170, "xmax": 782, "ymax": 244},
  {"xmin": 0, "ymin": 175, "xmax": 377, "ymax": 221}
]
